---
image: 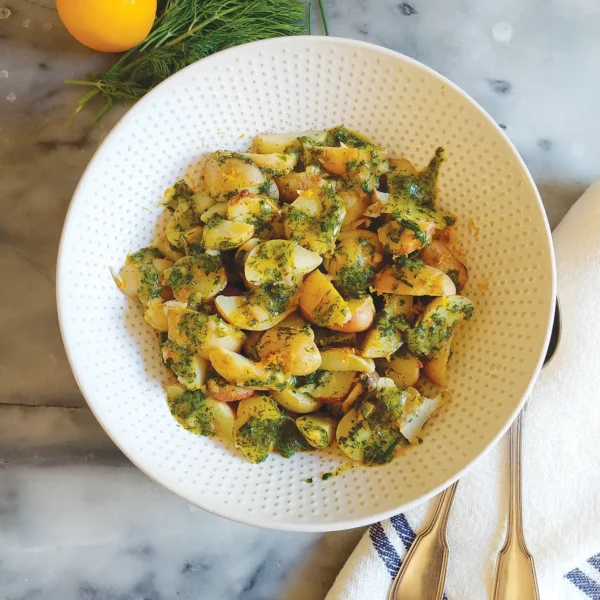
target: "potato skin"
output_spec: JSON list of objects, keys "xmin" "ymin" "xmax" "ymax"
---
[
  {"xmin": 419, "ymin": 240, "xmax": 468, "ymax": 291},
  {"xmin": 423, "ymin": 339, "xmax": 452, "ymax": 386},
  {"xmin": 327, "ymin": 296, "xmax": 375, "ymax": 333}
]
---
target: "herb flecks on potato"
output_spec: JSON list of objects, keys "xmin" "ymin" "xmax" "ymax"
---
[{"xmin": 115, "ymin": 126, "xmax": 474, "ymax": 465}]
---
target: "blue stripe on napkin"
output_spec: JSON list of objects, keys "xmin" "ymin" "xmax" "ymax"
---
[
  {"xmin": 369, "ymin": 522, "xmax": 401, "ymax": 577},
  {"xmin": 371, "ymin": 516, "xmax": 448, "ymax": 600},
  {"xmin": 565, "ymin": 567, "xmax": 600, "ymax": 598},
  {"xmin": 588, "ymin": 552, "xmax": 600, "ymax": 574},
  {"xmin": 391, "ymin": 513, "xmax": 416, "ymax": 549}
]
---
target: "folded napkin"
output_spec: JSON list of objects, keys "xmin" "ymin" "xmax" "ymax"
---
[{"xmin": 327, "ymin": 180, "xmax": 600, "ymax": 600}]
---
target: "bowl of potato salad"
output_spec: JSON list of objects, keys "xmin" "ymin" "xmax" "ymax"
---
[{"xmin": 57, "ymin": 37, "xmax": 555, "ymax": 531}]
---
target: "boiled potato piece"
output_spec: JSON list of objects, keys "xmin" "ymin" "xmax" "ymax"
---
[
  {"xmin": 299, "ymin": 270, "xmax": 351, "ymax": 328},
  {"xmin": 342, "ymin": 375, "xmax": 377, "ymax": 412},
  {"xmin": 154, "ymin": 234, "xmax": 184, "ymax": 262},
  {"xmin": 200, "ymin": 203, "xmax": 228, "ymax": 223},
  {"xmin": 364, "ymin": 190, "xmax": 389, "ymax": 218},
  {"xmin": 275, "ymin": 170, "xmax": 327, "ymax": 202},
  {"xmin": 169, "ymin": 389, "xmax": 234, "ymax": 439},
  {"xmin": 378, "ymin": 220, "xmax": 435, "ymax": 255},
  {"xmin": 383, "ymin": 353, "xmax": 422, "ymax": 388},
  {"xmin": 283, "ymin": 185, "xmax": 346, "ymax": 254},
  {"xmin": 419, "ymin": 240, "xmax": 468, "ymax": 291},
  {"xmin": 319, "ymin": 348, "xmax": 375, "ymax": 373},
  {"xmin": 165, "ymin": 383, "xmax": 186, "ymax": 402},
  {"xmin": 244, "ymin": 240, "xmax": 322, "ymax": 288},
  {"xmin": 388, "ymin": 157, "xmax": 417, "ymax": 174},
  {"xmin": 374, "ymin": 263, "xmax": 456, "ymax": 296},
  {"xmin": 399, "ymin": 389, "xmax": 448, "ymax": 443},
  {"xmin": 206, "ymin": 377, "xmax": 255, "ymax": 403},
  {"xmin": 163, "ymin": 254, "xmax": 227, "ymax": 303},
  {"xmin": 227, "ymin": 193, "xmax": 280, "ymax": 240},
  {"xmin": 208, "ymin": 348, "xmax": 292, "ymax": 390},
  {"xmin": 325, "ymin": 229, "xmax": 383, "ymax": 297},
  {"xmin": 166, "ymin": 304, "xmax": 245, "ymax": 359},
  {"xmin": 336, "ymin": 408, "xmax": 373, "ymax": 461},
  {"xmin": 234, "ymin": 395, "xmax": 282, "ymax": 463},
  {"xmin": 208, "ymin": 347, "xmax": 272, "ymax": 389},
  {"xmin": 310, "ymin": 370, "xmax": 356, "ymax": 403},
  {"xmin": 361, "ymin": 295, "xmax": 412, "ymax": 359},
  {"xmin": 251, "ymin": 130, "xmax": 329, "ymax": 154},
  {"xmin": 423, "ymin": 338, "xmax": 452, "ymax": 386},
  {"xmin": 234, "ymin": 237, "xmax": 262, "ymax": 275},
  {"xmin": 340, "ymin": 190, "xmax": 371, "ymax": 229},
  {"xmin": 328, "ymin": 296, "xmax": 375, "ymax": 333},
  {"xmin": 182, "ymin": 226, "xmax": 204, "ymax": 245},
  {"xmin": 278, "ymin": 313, "xmax": 307, "ymax": 329},
  {"xmin": 257, "ymin": 324, "xmax": 322, "ymax": 376},
  {"xmin": 116, "ymin": 256, "xmax": 171, "ymax": 306},
  {"xmin": 193, "ymin": 191, "xmax": 217, "ymax": 214},
  {"xmin": 202, "ymin": 217, "xmax": 255, "ymax": 251},
  {"xmin": 236, "ymin": 152, "xmax": 298, "ymax": 177},
  {"xmin": 406, "ymin": 295, "xmax": 474, "ymax": 357},
  {"xmin": 204, "ymin": 154, "xmax": 267, "ymax": 197},
  {"xmin": 144, "ymin": 299, "xmax": 168, "ymax": 332},
  {"xmin": 162, "ymin": 343, "xmax": 209, "ymax": 390},
  {"xmin": 205, "ymin": 397, "xmax": 236, "ymax": 442},
  {"xmin": 313, "ymin": 328, "xmax": 357, "ymax": 349},
  {"xmin": 271, "ymin": 389, "xmax": 321, "ymax": 414},
  {"xmin": 314, "ymin": 146, "xmax": 373, "ymax": 176},
  {"xmin": 296, "ymin": 414, "xmax": 335, "ymax": 448},
  {"xmin": 165, "ymin": 198, "xmax": 201, "ymax": 248},
  {"xmin": 215, "ymin": 287, "xmax": 300, "ymax": 331}
]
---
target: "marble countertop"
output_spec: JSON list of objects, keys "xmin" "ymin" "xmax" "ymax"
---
[{"xmin": 1, "ymin": 0, "xmax": 599, "ymax": 598}]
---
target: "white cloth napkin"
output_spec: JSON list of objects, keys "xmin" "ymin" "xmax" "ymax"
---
[{"xmin": 327, "ymin": 180, "xmax": 600, "ymax": 600}]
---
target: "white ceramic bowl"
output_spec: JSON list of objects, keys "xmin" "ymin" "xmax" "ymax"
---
[{"xmin": 57, "ymin": 36, "xmax": 556, "ymax": 531}]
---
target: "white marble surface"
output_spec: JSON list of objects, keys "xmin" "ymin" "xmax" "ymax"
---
[{"xmin": 1, "ymin": 0, "xmax": 600, "ymax": 597}]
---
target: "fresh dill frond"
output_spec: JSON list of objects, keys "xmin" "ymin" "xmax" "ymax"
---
[{"xmin": 66, "ymin": 0, "xmax": 311, "ymax": 120}]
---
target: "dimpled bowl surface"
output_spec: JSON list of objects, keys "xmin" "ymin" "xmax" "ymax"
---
[{"xmin": 57, "ymin": 36, "xmax": 556, "ymax": 531}]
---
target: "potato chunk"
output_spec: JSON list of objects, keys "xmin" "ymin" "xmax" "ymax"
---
[
  {"xmin": 419, "ymin": 240, "xmax": 468, "ymax": 291},
  {"xmin": 283, "ymin": 185, "xmax": 346, "ymax": 255},
  {"xmin": 163, "ymin": 254, "xmax": 227, "ymax": 303},
  {"xmin": 299, "ymin": 270, "xmax": 351, "ymax": 328},
  {"xmin": 215, "ymin": 286, "xmax": 301, "ymax": 331},
  {"xmin": 405, "ymin": 295, "xmax": 474, "ymax": 357},
  {"xmin": 374, "ymin": 263, "xmax": 456, "ymax": 296},
  {"xmin": 257, "ymin": 324, "xmax": 322, "ymax": 376},
  {"xmin": 319, "ymin": 348, "xmax": 375, "ymax": 373},
  {"xmin": 296, "ymin": 414, "xmax": 335, "ymax": 448},
  {"xmin": 251, "ymin": 130, "xmax": 328, "ymax": 154},
  {"xmin": 202, "ymin": 217, "xmax": 255, "ymax": 251},
  {"xmin": 244, "ymin": 240, "xmax": 322, "ymax": 288},
  {"xmin": 204, "ymin": 154, "xmax": 267, "ymax": 198},
  {"xmin": 327, "ymin": 296, "xmax": 375, "ymax": 333}
]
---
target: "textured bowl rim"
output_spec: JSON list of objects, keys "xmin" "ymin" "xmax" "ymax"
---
[{"xmin": 57, "ymin": 35, "xmax": 557, "ymax": 532}]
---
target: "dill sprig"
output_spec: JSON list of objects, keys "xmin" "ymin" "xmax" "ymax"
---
[
  {"xmin": 66, "ymin": 0, "xmax": 311, "ymax": 121},
  {"xmin": 318, "ymin": 0, "xmax": 329, "ymax": 36}
]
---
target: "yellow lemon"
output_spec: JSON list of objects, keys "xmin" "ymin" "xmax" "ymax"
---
[{"xmin": 57, "ymin": 0, "xmax": 157, "ymax": 53}]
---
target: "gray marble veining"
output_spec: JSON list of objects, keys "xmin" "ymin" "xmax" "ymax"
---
[{"xmin": 1, "ymin": 0, "xmax": 600, "ymax": 598}]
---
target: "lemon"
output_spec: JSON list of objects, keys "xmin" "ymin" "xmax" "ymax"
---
[{"xmin": 57, "ymin": 0, "xmax": 157, "ymax": 53}]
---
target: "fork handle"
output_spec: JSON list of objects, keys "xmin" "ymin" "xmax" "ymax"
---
[
  {"xmin": 389, "ymin": 482, "xmax": 458, "ymax": 600},
  {"xmin": 492, "ymin": 413, "xmax": 540, "ymax": 600}
]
